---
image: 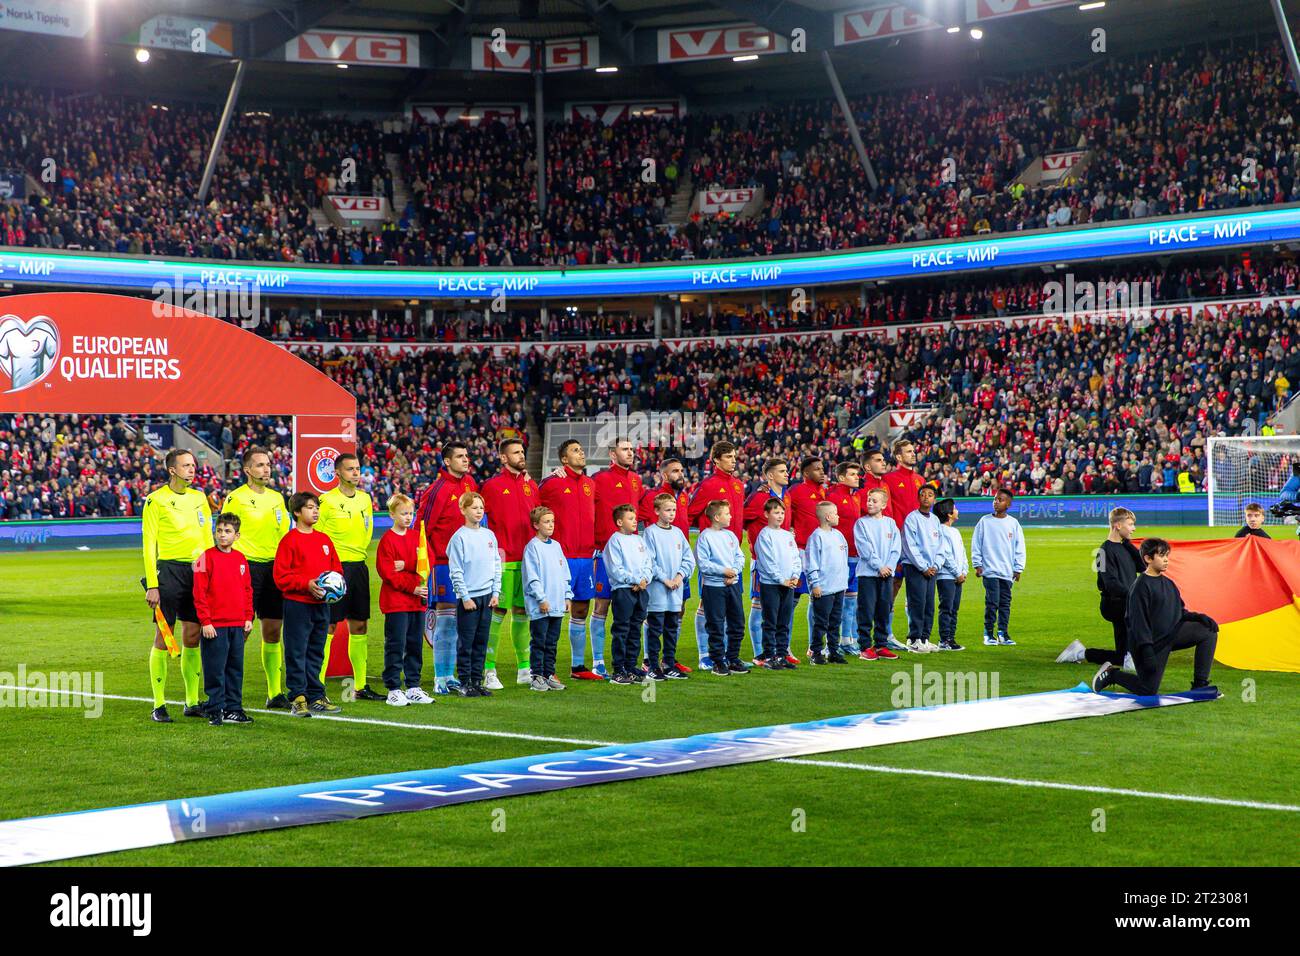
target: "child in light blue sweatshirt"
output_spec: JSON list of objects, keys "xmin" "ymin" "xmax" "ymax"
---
[
  {"xmin": 933, "ymin": 498, "xmax": 967, "ymax": 652},
  {"xmin": 695, "ymin": 500, "xmax": 748, "ymax": 675},
  {"xmin": 603, "ymin": 503, "xmax": 655, "ymax": 684},
  {"xmin": 642, "ymin": 493, "xmax": 696, "ymax": 681},
  {"xmin": 970, "ymin": 488, "xmax": 1027, "ymax": 646},
  {"xmin": 754, "ymin": 498, "xmax": 802, "ymax": 668},
  {"xmin": 854, "ymin": 488, "xmax": 902, "ymax": 659},
  {"xmin": 447, "ymin": 492, "xmax": 503, "ymax": 696},
  {"xmin": 522, "ymin": 506, "xmax": 572, "ymax": 691},
  {"xmin": 901, "ymin": 484, "xmax": 943, "ymax": 652},
  {"xmin": 806, "ymin": 500, "xmax": 850, "ymax": 664}
]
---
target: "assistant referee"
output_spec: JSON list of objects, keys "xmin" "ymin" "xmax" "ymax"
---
[
  {"xmin": 317, "ymin": 453, "xmax": 385, "ymax": 701},
  {"xmin": 222, "ymin": 446, "xmax": 292, "ymax": 709},
  {"xmin": 142, "ymin": 448, "xmax": 214, "ymax": 723}
]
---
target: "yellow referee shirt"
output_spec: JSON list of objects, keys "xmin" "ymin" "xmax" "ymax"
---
[
  {"xmin": 318, "ymin": 486, "xmax": 373, "ymax": 562},
  {"xmin": 141, "ymin": 484, "xmax": 214, "ymax": 588},
  {"xmin": 223, "ymin": 483, "xmax": 290, "ymax": 563}
]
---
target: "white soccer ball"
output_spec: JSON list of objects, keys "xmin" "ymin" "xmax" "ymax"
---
[{"xmin": 317, "ymin": 571, "xmax": 347, "ymax": 604}]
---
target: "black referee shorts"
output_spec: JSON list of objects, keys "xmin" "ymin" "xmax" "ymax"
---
[
  {"xmin": 248, "ymin": 560, "xmax": 285, "ymax": 621},
  {"xmin": 153, "ymin": 560, "xmax": 198, "ymax": 627},
  {"xmin": 329, "ymin": 560, "xmax": 372, "ymax": 624}
]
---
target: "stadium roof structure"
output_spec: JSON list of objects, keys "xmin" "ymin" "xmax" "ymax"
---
[{"xmin": 0, "ymin": 0, "xmax": 1286, "ymax": 110}]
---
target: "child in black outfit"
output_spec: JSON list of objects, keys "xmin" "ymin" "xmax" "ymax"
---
[{"xmin": 1234, "ymin": 503, "xmax": 1271, "ymax": 539}]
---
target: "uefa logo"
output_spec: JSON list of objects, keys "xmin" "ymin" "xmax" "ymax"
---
[
  {"xmin": 308, "ymin": 446, "xmax": 340, "ymax": 493},
  {"xmin": 0, "ymin": 314, "xmax": 60, "ymax": 394}
]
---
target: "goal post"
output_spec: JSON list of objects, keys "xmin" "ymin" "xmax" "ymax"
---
[{"xmin": 1206, "ymin": 435, "xmax": 1300, "ymax": 527}]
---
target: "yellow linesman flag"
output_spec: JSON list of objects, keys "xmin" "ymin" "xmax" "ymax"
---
[{"xmin": 154, "ymin": 607, "xmax": 180, "ymax": 658}]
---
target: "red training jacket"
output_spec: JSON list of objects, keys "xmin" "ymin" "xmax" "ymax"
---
[
  {"xmin": 786, "ymin": 480, "xmax": 827, "ymax": 549},
  {"xmin": 687, "ymin": 469, "xmax": 747, "ymax": 544},
  {"xmin": 592, "ymin": 463, "xmax": 644, "ymax": 550},
  {"xmin": 638, "ymin": 484, "xmax": 691, "ymax": 536},
  {"xmin": 743, "ymin": 486, "xmax": 791, "ymax": 554},
  {"xmin": 480, "ymin": 468, "xmax": 538, "ymax": 563},
  {"xmin": 883, "ymin": 467, "xmax": 925, "ymax": 531},
  {"xmin": 827, "ymin": 483, "xmax": 863, "ymax": 556},
  {"xmin": 416, "ymin": 469, "xmax": 478, "ymax": 565},
  {"xmin": 192, "ymin": 546, "xmax": 253, "ymax": 627},
  {"xmin": 538, "ymin": 465, "xmax": 596, "ymax": 559}
]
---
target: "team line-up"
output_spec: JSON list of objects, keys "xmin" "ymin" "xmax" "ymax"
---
[{"xmin": 140, "ymin": 436, "xmax": 1220, "ymax": 726}]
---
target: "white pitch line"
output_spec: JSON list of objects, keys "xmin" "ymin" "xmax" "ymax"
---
[
  {"xmin": 779, "ymin": 758, "xmax": 1300, "ymax": 813},
  {"xmin": 9, "ymin": 686, "xmax": 1296, "ymax": 815}
]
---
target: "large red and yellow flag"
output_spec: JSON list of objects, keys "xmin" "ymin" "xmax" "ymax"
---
[{"xmin": 1162, "ymin": 537, "xmax": 1300, "ymax": 673}]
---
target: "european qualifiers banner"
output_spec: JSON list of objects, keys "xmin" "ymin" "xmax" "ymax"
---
[
  {"xmin": 0, "ymin": 206, "xmax": 1290, "ymax": 301},
  {"xmin": 0, "ymin": 684, "xmax": 1219, "ymax": 866}
]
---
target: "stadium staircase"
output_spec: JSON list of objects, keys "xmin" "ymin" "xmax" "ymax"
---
[
  {"xmin": 384, "ymin": 152, "xmax": 412, "ymax": 220},
  {"xmin": 525, "ymin": 415, "xmax": 545, "ymax": 478},
  {"xmin": 667, "ymin": 153, "xmax": 696, "ymax": 228}
]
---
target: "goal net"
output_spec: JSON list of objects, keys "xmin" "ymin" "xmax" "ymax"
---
[{"xmin": 1207, "ymin": 436, "xmax": 1300, "ymax": 527}]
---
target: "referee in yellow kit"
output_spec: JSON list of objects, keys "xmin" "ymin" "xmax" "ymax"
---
[
  {"xmin": 142, "ymin": 448, "xmax": 214, "ymax": 722},
  {"xmin": 317, "ymin": 452, "xmax": 385, "ymax": 700},
  {"xmin": 221, "ymin": 446, "xmax": 292, "ymax": 709}
]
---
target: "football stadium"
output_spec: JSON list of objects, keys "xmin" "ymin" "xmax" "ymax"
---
[{"xmin": 0, "ymin": 0, "xmax": 1296, "ymax": 917}]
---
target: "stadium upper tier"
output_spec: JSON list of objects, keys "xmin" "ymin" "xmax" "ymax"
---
[{"xmin": 1, "ymin": 42, "xmax": 1297, "ymax": 279}]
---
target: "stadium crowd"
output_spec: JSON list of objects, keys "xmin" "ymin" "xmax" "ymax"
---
[
  {"xmin": 2, "ymin": 42, "xmax": 1299, "ymax": 269},
  {"xmin": 5, "ymin": 299, "xmax": 1295, "ymax": 520}
]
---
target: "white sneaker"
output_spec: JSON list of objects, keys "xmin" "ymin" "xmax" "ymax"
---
[
  {"xmin": 907, "ymin": 639, "xmax": 931, "ymax": 653},
  {"xmin": 1122, "ymin": 652, "xmax": 1136, "ymax": 672},
  {"xmin": 405, "ymin": 687, "xmax": 434, "ymax": 705},
  {"xmin": 484, "ymin": 670, "xmax": 504, "ymax": 691},
  {"xmin": 386, "ymin": 689, "xmax": 408, "ymax": 707},
  {"xmin": 529, "ymin": 675, "xmax": 549, "ymax": 692},
  {"xmin": 982, "ymin": 633, "xmax": 999, "ymax": 646},
  {"xmin": 886, "ymin": 635, "xmax": 908, "ymax": 651},
  {"xmin": 545, "ymin": 676, "xmax": 566, "ymax": 691},
  {"xmin": 516, "ymin": 668, "xmax": 532, "ymax": 685},
  {"xmin": 919, "ymin": 640, "xmax": 939, "ymax": 653},
  {"xmin": 1056, "ymin": 639, "xmax": 1086, "ymax": 664}
]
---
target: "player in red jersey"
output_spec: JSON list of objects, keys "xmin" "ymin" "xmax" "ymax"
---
[
  {"xmin": 479, "ymin": 437, "xmax": 539, "ymax": 689},
  {"xmin": 686, "ymin": 441, "xmax": 746, "ymax": 668},
  {"xmin": 785, "ymin": 457, "xmax": 828, "ymax": 663},
  {"xmin": 742, "ymin": 458, "xmax": 790, "ymax": 664},
  {"xmin": 538, "ymin": 439, "xmax": 601, "ymax": 680},
  {"xmin": 590, "ymin": 439, "xmax": 645, "ymax": 677},
  {"xmin": 858, "ymin": 448, "xmax": 894, "ymax": 524},
  {"xmin": 638, "ymin": 456, "xmax": 693, "ymax": 674},
  {"xmin": 828, "ymin": 461, "xmax": 864, "ymax": 654},
  {"xmin": 883, "ymin": 438, "xmax": 926, "ymax": 650},
  {"xmin": 415, "ymin": 440, "xmax": 478, "ymax": 693}
]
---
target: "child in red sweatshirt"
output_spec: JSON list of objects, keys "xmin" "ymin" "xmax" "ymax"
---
[
  {"xmin": 193, "ymin": 513, "xmax": 255, "ymax": 726},
  {"xmin": 273, "ymin": 492, "xmax": 344, "ymax": 717},
  {"xmin": 376, "ymin": 493, "xmax": 433, "ymax": 706}
]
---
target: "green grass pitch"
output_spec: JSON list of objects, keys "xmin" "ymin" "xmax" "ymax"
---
[{"xmin": 1, "ymin": 524, "xmax": 1296, "ymax": 866}]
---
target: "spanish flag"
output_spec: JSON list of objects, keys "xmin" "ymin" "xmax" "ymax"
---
[{"xmin": 1162, "ymin": 537, "xmax": 1300, "ymax": 673}]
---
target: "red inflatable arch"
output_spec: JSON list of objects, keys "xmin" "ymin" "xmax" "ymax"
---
[{"xmin": 0, "ymin": 292, "xmax": 356, "ymax": 493}]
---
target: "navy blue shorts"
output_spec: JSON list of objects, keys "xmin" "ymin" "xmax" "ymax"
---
[{"xmin": 570, "ymin": 557, "xmax": 596, "ymax": 602}]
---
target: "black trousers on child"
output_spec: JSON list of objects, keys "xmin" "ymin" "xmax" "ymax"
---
[
  {"xmin": 904, "ymin": 566, "xmax": 936, "ymax": 642},
  {"xmin": 701, "ymin": 582, "xmax": 745, "ymax": 663},
  {"xmin": 283, "ymin": 600, "xmax": 329, "ymax": 703},
  {"xmin": 1105, "ymin": 621, "xmax": 1217, "ymax": 695},
  {"xmin": 857, "ymin": 576, "xmax": 893, "ymax": 648},
  {"xmin": 809, "ymin": 591, "xmax": 844, "ymax": 654},
  {"xmin": 1086, "ymin": 597, "xmax": 1128, "ymax": 665},
  {"xmin": 645, "ymin": 610, "xmax": 682, "ymax": 668},
  {"xmin": 456, "ymin": 593, "xmax": 494, "ymax": 685},
  {"xmin": 382, "ymin": 610, "xmax": 424, "ymax": 690},
  {"xmin": 936, "ymin": 579, "xmax": 962, "ymax": 644},
  {"xmin": 200, "ymin": 625, "xmax": 246, "ymax": 714},
  {"xmin": 759, "ymin": 582, "xmax": 795, "ymax": 659},
  {"xmin": 610, "ymin": 588, "xmax": 649, "ymax": 673},
  {"xmin": 529, "ymin": 616, "xmax": 562, "ymax": 678},
  {"xmin": 982, "ymin": 576, "xmax": 1014, "ymax": 637}
]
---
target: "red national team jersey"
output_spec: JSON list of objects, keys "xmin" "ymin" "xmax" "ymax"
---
[
  {"xmin": 859, "ymin": 473, "xmax": 894, "ymax": 524},
  {"xmin": 592, "ymin": 463, "xmax": 644, "ymax": 550},
  {"xmin": 743, "ymin": 486, "xmax": 791, "ymax": 553},
  {"xmin": 827, "ymin": 482, "xmax": 863, "ymax": 556},
  {"xmin": 417, "ymin": 469, "xmax": 478, "ymax": 564},
  {"xmin": 538, "ymin": 466, "xmax": 596, "ymax": 559},
  {"xmin": 479, "ymin": 468, "xmax": 538, "ymax": 563},
  {"xmin": 883, "ymin": 467, "xmax": 925, "ymax": 530},
  {"xmin": 687, "ymin": 469, "xmax": 747, "ymax": 544},
  {"xmin": 638, "ymin": 484, "xmax": 691, "ymax": 536},
  {"xmin": 785, "ymin": 481, "xmax": 826, "ymax": 549}
]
